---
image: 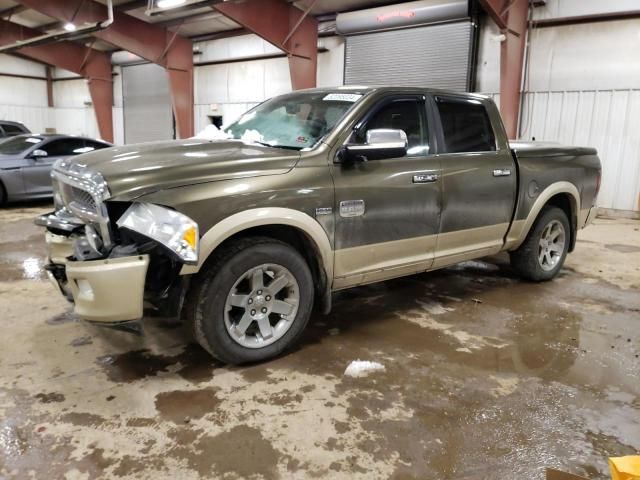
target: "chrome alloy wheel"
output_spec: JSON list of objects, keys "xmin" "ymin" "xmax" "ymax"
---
[
  {"xmin": 538, "ymin": 219, "xmax": 566, "ymax": 271},
  {"xmin": 224, "ymin": 264, "xmax": 300, "ymax": 349}
]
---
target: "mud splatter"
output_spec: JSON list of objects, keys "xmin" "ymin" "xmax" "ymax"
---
[
  {"xmin": 35, "ymin": 392, "xmax": 65, "ymax": 403},
  {"xmin": 70, "ymin": 335, "xmax": 93, "ymax": 347},
  {"xmin": 155, "ymin": 388, "xmax": 221, "ymax": 423}
]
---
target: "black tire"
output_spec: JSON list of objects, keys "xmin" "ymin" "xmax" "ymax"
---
[
  {"xmin": 0, "ymin": 182, "xmax": 6, "ymax": 207},
  {"xmin": 184, "ymin": 236, "xmax": 314, "ymax": 364},
  {"xmin": 510, "ymin": 206, "xmax": 570, "ymax": 282}
]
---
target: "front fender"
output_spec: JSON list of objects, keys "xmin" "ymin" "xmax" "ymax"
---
[{"xmin": 180, "ymin": 207, "xmax": 334, "ymax": 284}]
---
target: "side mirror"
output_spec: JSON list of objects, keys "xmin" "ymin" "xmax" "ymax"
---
[
  {"xmin": 30, "ymin": 149, "xmax": 48, "ymax": 159},
  {"xmin": 340, "ymin": 129, "xmax": 408, "ymax": 162}
]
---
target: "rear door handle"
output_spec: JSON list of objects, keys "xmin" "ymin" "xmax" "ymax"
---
[
  {"xmin": 493, "ymin": 168, "xmax": 511, "ymax": 177},
  {"xmin": 413, "ymin": 173, "xmax": 439, "ymax": 183}
]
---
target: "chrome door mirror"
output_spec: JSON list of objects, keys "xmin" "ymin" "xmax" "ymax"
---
[
  {"xmin": 30, "ymin": 149, "xmax": 48, "ymax": 159},
  {"xmin": 340, "ymin": 129, "xmax": 408, "ymax": 162}
]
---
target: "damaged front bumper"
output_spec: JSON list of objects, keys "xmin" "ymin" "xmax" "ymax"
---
[{"xmin": 45, "ymin": 232, "xmax": 149, "ymax": 323}]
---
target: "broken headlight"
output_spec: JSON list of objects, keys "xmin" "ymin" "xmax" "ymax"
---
[{"xmin": 116, "ymin": 203, "xmax": 199, "ymax": 264}]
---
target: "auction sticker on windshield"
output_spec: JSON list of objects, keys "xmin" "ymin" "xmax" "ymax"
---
[{"xmin": 323, "ymin": 93, "xmax": 362, "ymax": 102}]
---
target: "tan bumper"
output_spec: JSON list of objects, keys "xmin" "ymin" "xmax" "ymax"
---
[{"xmin": 45, "ymin": 233, "xmax": 149, "ymax": 323}]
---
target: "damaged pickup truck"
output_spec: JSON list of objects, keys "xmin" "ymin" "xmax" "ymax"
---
[{"xmin": 36, "ymin": 87, "xmax": 601, "ymax": 364}]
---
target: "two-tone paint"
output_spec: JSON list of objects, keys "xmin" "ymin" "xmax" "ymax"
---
[{"xmin": 39, "ymin": 86, "xmax": 601, "ymax": 321}]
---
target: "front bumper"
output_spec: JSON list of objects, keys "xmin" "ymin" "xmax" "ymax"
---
[{"xmin": 45, "ymin": 232, "xmax": 149, "ymax": 323}]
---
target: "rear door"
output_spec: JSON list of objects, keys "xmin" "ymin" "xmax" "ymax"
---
[
  {"xmin": 430, "ymin": 95, "xmax": 517, "ymax": 268},
  {"xmin": 22, "ymin": 138, "xmax": 87, "ymax": 195},
  {"xmin": 331, "ymin": 93, "xmax": 442, "ymax": 288}
]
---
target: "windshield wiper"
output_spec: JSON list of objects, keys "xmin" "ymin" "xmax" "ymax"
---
[
  {"xmin": 254, "ymin": 141, "xmax": 275, "ymax": 148},
  {"xmin": 254, "ymin": 141, "xmax": 302, "ymax": 151}
]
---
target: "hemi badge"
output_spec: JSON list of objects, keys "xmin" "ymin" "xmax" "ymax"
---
[{"xmin": 315, "ymin": 207, "xmax": 332, "ymax": 216}]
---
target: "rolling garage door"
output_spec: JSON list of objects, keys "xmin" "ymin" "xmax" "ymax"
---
[
  {"xmin": 344, "ymin": 21, "xmax": 474, "ymax": 91},
  {"xmin": 338, "ymin": 0, "xmax": 475, "ymax": 92},
  {"xmin": 122, "ymin": 63, "xmax": 174, "ymax": 144}
]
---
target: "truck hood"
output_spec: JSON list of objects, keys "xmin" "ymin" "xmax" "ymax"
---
[{"xmin": 71, "ymin": 139, "xmax": 300, "ymax": 200}]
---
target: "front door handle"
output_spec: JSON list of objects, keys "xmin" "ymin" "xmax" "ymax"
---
[
  {"xmin": 493, "ymin": 168, "xmax": 511, "ymax": 177},
  {"xmin": 413, "ymin": 173, "xmax": 439, "ymax": 183}
]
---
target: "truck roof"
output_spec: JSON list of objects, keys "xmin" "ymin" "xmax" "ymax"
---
[{"xmin": 295, "ymin": 85, "xmax": 490, "ymax": 101}]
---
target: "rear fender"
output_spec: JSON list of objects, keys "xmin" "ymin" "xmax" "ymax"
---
[{"xmin": 505, "ymin": 181, "xmax": 580, "ymax": 251}]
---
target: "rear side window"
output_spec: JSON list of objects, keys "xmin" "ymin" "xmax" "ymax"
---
[
  {"xmin": 435, "ymin": 98, "xmax": 496, "ymax": 153},
  {"xmin": 41, "ymin": 138, "xmax": 87, "ymax": 156},
  {"xmin": 1, "ymin": 123, "xmax": 27, "ymax": 135}
]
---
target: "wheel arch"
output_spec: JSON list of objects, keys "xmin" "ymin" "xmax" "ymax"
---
[
  {"xmin": 180, "ymin": 208, "xmax": 333, "ymax": 309},
  {"xmin": 0, "ymin": 178, "xmax": 6, "ymax": 205},
  {"xmin": 507, "ymin": 182, "xmax": 580, "ymax": 252}
]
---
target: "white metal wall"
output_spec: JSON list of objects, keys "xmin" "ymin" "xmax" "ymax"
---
[
  {"xmin": 193, "ymin": 34, "xmax": 345, "ymax": 131},
  {"xmin": 518, "ymin": 90, "xmax": 640, "ymax": 212},
  {"xmin": 477, "ymin": 10, "xmax": 640, "ymax": 213}
]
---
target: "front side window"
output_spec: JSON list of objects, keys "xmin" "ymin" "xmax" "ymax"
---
[
  {"xmin": 224, "ymin": 91, "xmax": 363, "ymax": 150},
  {"xmin": 436, "ymin": 98, "xmax": 496, "ymax": 153},
  {"xmin": 0, "ymin": 135, "xmax": 43, "ymax": 155},
  {"xmin": 353, "ymin": 98, "xmax": 429, "ymax": 156}
]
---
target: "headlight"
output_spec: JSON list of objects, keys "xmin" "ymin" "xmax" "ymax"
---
[{"xmin": 116, "ymin": 203, "xmax": 199, "ymax": 264}]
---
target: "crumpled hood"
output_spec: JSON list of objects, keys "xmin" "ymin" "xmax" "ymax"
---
[{"xmin": 70, "ymin": 139, "xmax": 300, "ymax": 200}]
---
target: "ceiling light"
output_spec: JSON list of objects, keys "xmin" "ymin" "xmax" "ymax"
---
[
  {"xmin": 63, "ymin": 22, "xmax": 77, "ymax": 32},
  {"xmin": 157, "ymin": 0, "xmax": 187, "ymax": 8}
]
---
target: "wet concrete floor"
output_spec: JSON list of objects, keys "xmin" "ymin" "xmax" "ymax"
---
[{"xmin": 0, "ymin": 202, "xmax": 638, "ymax": 479}]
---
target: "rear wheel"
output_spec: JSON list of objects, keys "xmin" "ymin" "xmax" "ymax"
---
[
  {"xmin": 0, "ymin": 182, "xmax": 6, "ymax": 207},
  {"xmin": 510, "ymin": 206, "xmax": 570, "ymax": 281},
  {"xmin": 184, "ymin": 237, "xmax": 314, "ymax": 364}
]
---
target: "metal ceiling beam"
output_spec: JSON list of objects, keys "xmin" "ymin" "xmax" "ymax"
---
[
  {"xmin": 17, "ymin": 0, "xmax": 194, "ymax": 138},
  {"xmin": 114, "ymin": 0, "xmax": 148, "ymax": 12},
  {"xmin": 0, "ymin": 5, "xmax": 29, "ymax": 18},
  {"xmin": 214, "ymin": 0, "xmax": 318, "ymax": 90},
  {"xmin": 0, "ymin": 18, "xmax": 114, "ymax": 142},
  {"xmin": 479, "ymin": 0, "xmax": 529, "ymax": 139}
]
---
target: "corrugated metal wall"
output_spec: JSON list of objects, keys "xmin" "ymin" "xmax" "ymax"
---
[
  {"xmin": 483, "ymin": 90, "xmax": 640, "ymax": 212},
  {"xmin": 519, "ymin": 90, "xmax": 640, "ymax": 212}
]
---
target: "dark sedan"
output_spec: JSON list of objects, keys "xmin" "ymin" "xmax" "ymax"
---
[{"xmin": 0, "ymin": 134, "xmax": 112, "ymax": 204}]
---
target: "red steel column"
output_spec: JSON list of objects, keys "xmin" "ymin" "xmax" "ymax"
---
[
  {"xmin": 479, "ymin": 0, "xmax": 529, "ymax": 139},
  {"xmin": 0, "ymin": 19, "xmax": 114, "ymax": 142},
  {"xmin": 18, "ymin": 0, "xmax": 194, "ymax": 138},
  {"xmin": 214, "ymin": 0, "xmax": 318, "ymax": 90}
]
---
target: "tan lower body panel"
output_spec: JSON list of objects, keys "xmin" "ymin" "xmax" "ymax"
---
[
  {"xmin": 333, "ymin": 234, "xmax": 437, "ymax": 289},
  {"xmin": 333, "ymin": 224, "xmax": 508, "ymax": 290},
  {"xmin": 431, "ymin": 223, "xmax": 508, "ymax": 269},
  {"xmin": 46, "ymin": 233, "xmax": 149, "ymax": 323}
]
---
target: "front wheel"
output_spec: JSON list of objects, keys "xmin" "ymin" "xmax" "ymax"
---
[
  {"xmin": 184, "ymin": 237, "xmax": 314, "ymax": 364},
  {"xmin": 510, "ymin": 206, "xmax": 570, "ymax": 282}
]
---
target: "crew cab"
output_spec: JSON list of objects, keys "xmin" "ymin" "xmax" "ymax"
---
[{"xmin": 35, "ymin": 87, "xmax": 601, "ymax": 364}]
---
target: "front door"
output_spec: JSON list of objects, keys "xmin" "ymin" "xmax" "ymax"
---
[
  {"xmin": 430, "ymin": 95, "xmax": 517, "ymax": 268},
  {"xmin": 330, "ymin": 94, "xmax": 442, "ymax": 288}
]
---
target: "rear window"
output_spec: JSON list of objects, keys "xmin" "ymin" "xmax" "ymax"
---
[{"xmin": 436, "ymin": 98, "xmax": 496, "ymax": 153}]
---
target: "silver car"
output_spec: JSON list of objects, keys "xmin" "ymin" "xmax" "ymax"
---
[{"xmin": 0, "ymin": 134, "xmax": 111, "ymax": 205}]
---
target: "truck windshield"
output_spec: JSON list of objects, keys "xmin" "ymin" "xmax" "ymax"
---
[
  {"xmin": 0, "ymin": 135, "xmax": 43, "ymax": 155},
  {"xmin": 224, "ymin": 91, "xmax": 364, "ymax": 150}
]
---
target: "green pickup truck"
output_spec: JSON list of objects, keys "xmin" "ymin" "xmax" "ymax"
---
[{"xmin": 36, "ymin": 86, "xmax": 601, "ymax": 364}]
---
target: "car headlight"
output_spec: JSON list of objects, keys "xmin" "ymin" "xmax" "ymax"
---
[{"xmin": 116, "ymin": 203, "xmax": 199, "ymax": 264}]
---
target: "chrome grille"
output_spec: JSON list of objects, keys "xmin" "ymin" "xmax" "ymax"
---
[
  {"xmin": 70, "ymin": 187, "xmax": 97, "ymax": 212},
  {"xmin": 51, "ymin": 160, "xmax": 112, "ymax": 248}
]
